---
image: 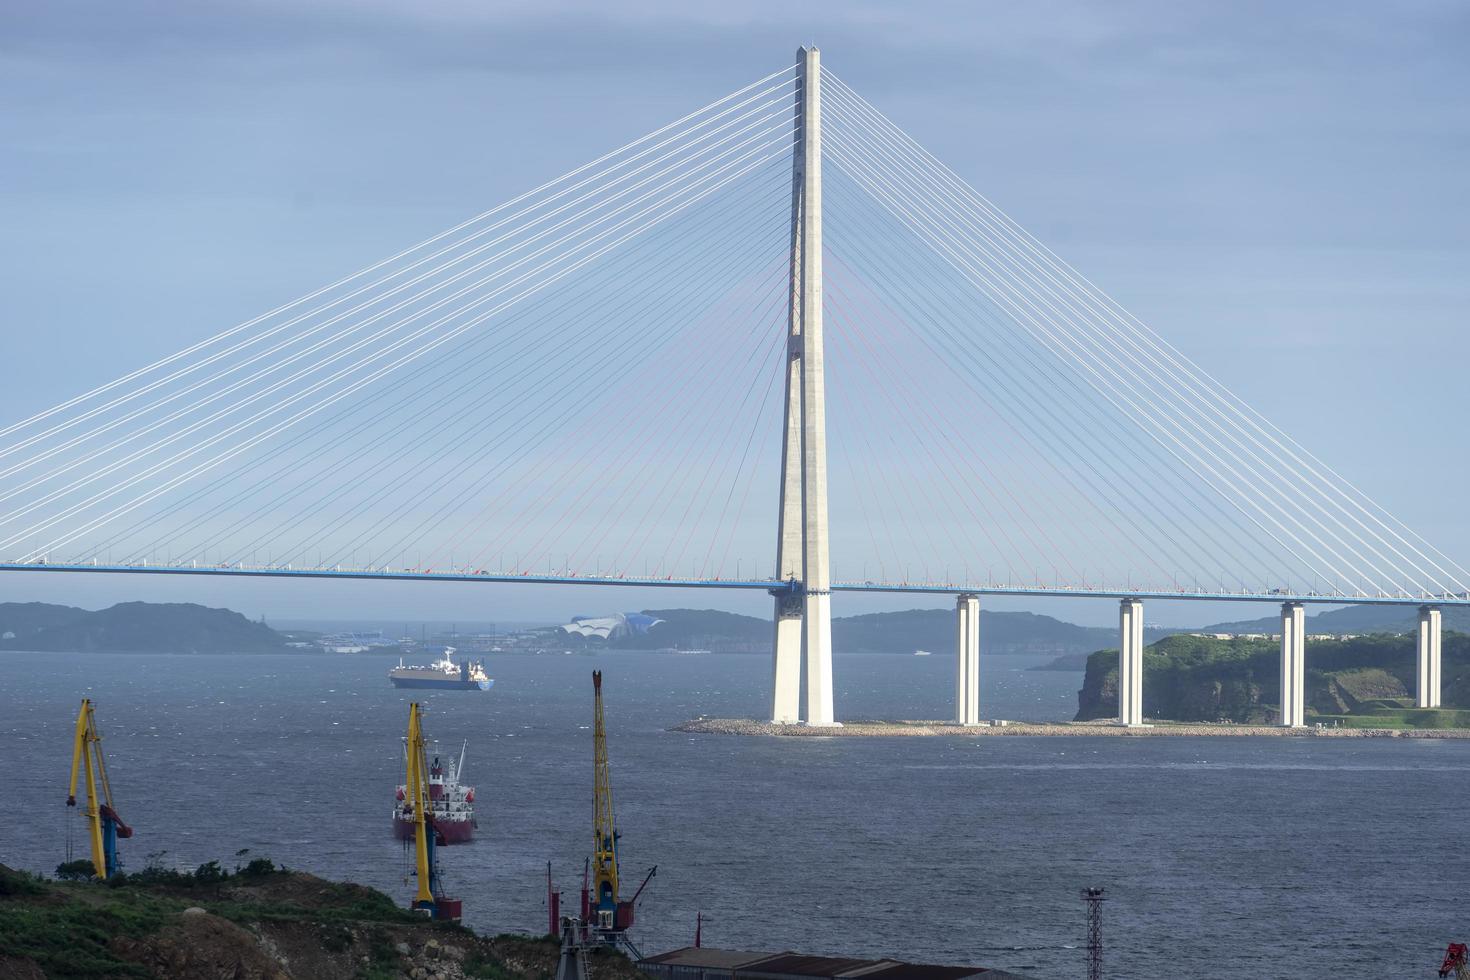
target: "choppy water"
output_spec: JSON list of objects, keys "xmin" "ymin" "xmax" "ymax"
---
[{"xmin": 2, "ymin": 649, "xmax": 1466, "ymax": 980}]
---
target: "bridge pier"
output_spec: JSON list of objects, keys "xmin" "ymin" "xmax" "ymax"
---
[
  {"xmin": 770, "ymin": 588, "xmax": 802, "ymax": 723},
  {"xmin": 1279, "ymin": 602, "xmax": 1305, "ymax": 727},
  {"xmin": 1118, "ymin": 598, "xmax": 1144, "ymax": 726},
  {"xmin": 1417, "ymin": 605, "xmax": 1442, "ymax": 709},
  {"xmin": 955, "ymin": 593, "xmax": 980, "ymax": 725}
]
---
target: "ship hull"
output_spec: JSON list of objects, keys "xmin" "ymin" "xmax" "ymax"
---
[
  {"xmin": 394, "ymin": 817, "xmax": 474, "ymax": 844},
  {"xmin": 389, "ymin": 677, "xmax": 493, "ymax": 690}
]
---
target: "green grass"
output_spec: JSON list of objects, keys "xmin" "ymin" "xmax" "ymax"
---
[
  {"xmin": 210, "ymin": 893, "xmax": 421, "ymax": 927},
  {"xmin": 0, "ymin": 865, "xmax": 45, "ymax": 897},
  {"xmin": 466, "ymin": 952, "xmax": 521, "ymax": 980},
  {"xmin": 1312, "ymin": 707, "xmax": 1470, "ymax": 729},
  {"xmin": 356, "ymin": 933, "xmax": 403, "ymax": 980},
  {"xmin": 0, "ymin": 885, "xmax": 181, "ymax": 978},
  {"xmin": 1, "ymin": 855, "xmax": 428, "ymax": 978}
]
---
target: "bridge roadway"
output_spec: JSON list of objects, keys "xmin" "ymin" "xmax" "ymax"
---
[
  {"xmin": 5, "ymin": 559, "xmax": 1456, "ymax": 725},
  {"xmin": 2, "ymin": 559, "xmax": 1466, "ymax": 607}
]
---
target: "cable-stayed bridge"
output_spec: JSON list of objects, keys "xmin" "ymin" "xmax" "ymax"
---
[{"xmin": 3, "ymin": 48, "xmax": 1465, "ymax": 726}]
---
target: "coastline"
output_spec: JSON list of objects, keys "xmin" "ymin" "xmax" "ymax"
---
[{"xmin": 670, "ymin": 717, "xmax": 1470, "ymax": 738}]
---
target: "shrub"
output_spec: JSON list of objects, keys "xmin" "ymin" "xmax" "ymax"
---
[
  {"xmin": 238, "ymin": 858, "xmax": 278, "ymax": 878},
  {"xmin": 1, "ymin": 866, "xmax": 46, "ymax": 896},
  {"xmin": 54, "ymin": 860, "xmax": 96, "ymax": 881},
  {"xmin": 193, "ymin": 861, "xmax": 229, "ymax": 884}
]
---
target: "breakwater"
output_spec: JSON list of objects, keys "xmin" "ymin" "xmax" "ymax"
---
[{"xmin": 672, "ymin": 717, "xmax": 1470, "ymax": 738}]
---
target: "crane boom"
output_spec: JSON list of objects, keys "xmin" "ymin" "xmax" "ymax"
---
[
  {"xmin": 592, "ymin": 670, "xmax": 619, "ymax": 925},
  {"xmin": 403, "ymin": 703, "xmax": 461, "ymax": 920},
  {"xmin": 406, "ymin": 702, "xmax": 436, "ymax": 909},
  {"xmin": 65, "ymin": 699, "xmax": 131, "ymax": 879}
]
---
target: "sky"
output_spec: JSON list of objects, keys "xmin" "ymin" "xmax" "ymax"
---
[{"xmin": 1, "ymin": 0, "xmax": 1467, "ymax": 628}]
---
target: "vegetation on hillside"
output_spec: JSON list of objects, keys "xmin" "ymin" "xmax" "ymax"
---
[
  {"xmin": 0, "ymin": 856, "xmax": 639, "ymax": 980},
  {"xmin": 0, "ymin": 601, "xmax": 88, "ymax": 642},
  {"xmin": 1074, "ymin": 631, "xmax": 1470, "ymax": 725},
  {"xmin": 1200, "ymin": 602, "xmax": 1470, "ymax": 636},
  {"xmin": 0, "ymin": 601, "xmax": 288, "ymax": 654}
]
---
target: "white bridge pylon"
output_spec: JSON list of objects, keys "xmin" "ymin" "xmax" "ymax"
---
[{"xmin": 771, "ymin": 47, "xmax": 834, "ymax": 725}]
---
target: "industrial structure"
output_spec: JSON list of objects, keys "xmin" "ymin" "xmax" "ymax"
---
[
  {"xmin": 1441, "ymin": 943, "xmax": 1469, "ymax": 979},
  {"xmin": 65, "ymin": 698, "xmax": 132, "ymax": 879},
  {"xmin": 1081, "ymin": 887, "xmax": 1105, "ymax": 980},
  {"xmin": 401, "ymin": 702, "xmax": 462, "ymax": 920},
  {"xmin": 587, "ymin": 670, "xmax": 657, "ymax": 953}
]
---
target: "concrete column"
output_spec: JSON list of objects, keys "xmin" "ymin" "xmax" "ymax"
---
[
  {"xmin": 795, "ymin": 47, "xmax": 833, "ymax": 726},
  {"xmin": 1279, "ymin": 602, "xmax": 1305, "ymax": 727},
  {"xmin": 770, "ymin": 590, "xmax": 802, "ymax": 724},
  {"xmin": 955, "ymin": 594, "xmax": 981, "ymax": 725},
  {"xmin": 770, "ymin": 51, "xmax": 817, "ymax": 728},
  {"xmin": 768, "ymin": 46, "xmax": 834, "ymax": 724},
  {"xmin": 1417, "ymin": 605, "xmax": 1442, "ymax": 709},
  {"xmin": 1118, "ymin": 599, "xmax": 1144, "ymax": 726}
]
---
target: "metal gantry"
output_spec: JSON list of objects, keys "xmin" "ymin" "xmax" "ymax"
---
[{"xmin": 1082, "ymin": 887, "xmax": 1106, "ymax": 980}]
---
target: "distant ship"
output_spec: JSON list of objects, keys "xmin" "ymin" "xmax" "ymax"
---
[
  {"xmin": 393, "ymin": 742, "xmax": 476, "ymax": 844},
  {"xmin": 913, "ymin": 649, "xmax": 933, "ymax": 656},
  {"xmin": 388, "ymin": 649, "xmax": 493, "ymax": 691}
]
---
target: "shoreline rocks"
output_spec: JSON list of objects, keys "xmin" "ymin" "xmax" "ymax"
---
[{"xmin": 670, "ymin": 717, "xmax": 1470, "ymax": 738}]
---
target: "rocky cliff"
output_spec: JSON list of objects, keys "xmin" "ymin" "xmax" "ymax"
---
[{"xmin": 1074, "ymin": 632, "xmax": 1470, "ymax": 724}]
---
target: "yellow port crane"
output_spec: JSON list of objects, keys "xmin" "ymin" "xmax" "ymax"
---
[
  {"xmin": 65, "ymin": 698, "xmax": 132, "ymax": 879},
  {"xmin": 591, "ymin": 670, "xmax": 618, "ymax": 925},
  {"xmin": 404, "ymin": 702, "xmax": 461, "ymax": 920},
  {"xmin": 588, "ymin": 671, "xmax": 654, "ymax": 941}
]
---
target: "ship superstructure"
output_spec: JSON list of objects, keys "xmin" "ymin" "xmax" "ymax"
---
[
  {"xmin": 394, "ymin": 740, "xmax": 476, "ymax": 844},
  {"xmin": 388, "ymin": 648, "xmax": 492, "ymax": 691}
]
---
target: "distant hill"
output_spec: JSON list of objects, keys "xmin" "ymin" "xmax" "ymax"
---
[
  {"xmin": 1201, "ymin": 603, "xmax": 1470, "ymax": 636},
  {"xmin": 0, "ymin": 602, "xmax": 289, "ymax": 654},
  {"xmin": 0, "ymin": 601, "xmax": 87, "ymax": 641},
  {"xmin": 610, "ymin": 608, "xmax": 770, "ymax": 650},
  {"xmin": 831, "ymin": 608, "xmax": 1128, "ymax": 655},
  {"xmin": 601, "ymin": 606, "xmax": 1158, "ymax": 656}
]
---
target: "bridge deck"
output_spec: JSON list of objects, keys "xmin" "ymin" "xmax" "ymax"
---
[{"xmin": 2, "ymin": 561, "xmax": 1465, "ymax": 607}]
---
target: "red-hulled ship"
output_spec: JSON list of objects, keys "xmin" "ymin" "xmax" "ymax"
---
[{"xmin": 393, "ymin": 741, "xmax": 476, "ymax": 844}]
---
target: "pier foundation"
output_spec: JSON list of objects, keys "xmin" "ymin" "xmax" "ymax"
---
[
  {"xmin": 1118, "ymin": 599, "xmax": 1144, "ymax": 726},
  {"xmin": 1417, "ymin": 605, "xmax": 1442, "ymax": 709},
  {"xmin": 955, "ymin": 593, "xmax": 980, "ymax": 725},
  {"xmin": 1279, "ymin": 602, "xmax": 1305, "ymax": 727}
]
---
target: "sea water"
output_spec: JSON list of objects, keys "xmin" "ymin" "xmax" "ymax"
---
[{"xmin": 1, "ymin": 650, "xmax": 1465, "ymax": 979}]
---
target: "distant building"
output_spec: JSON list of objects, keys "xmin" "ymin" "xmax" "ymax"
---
[
  {"xmin": 316, "ymin": 629, "xmax": 395, "ymax": 653},
  {"xmin": 559, "ymin": 612, "xmax": 663, "ymax": 641}
]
